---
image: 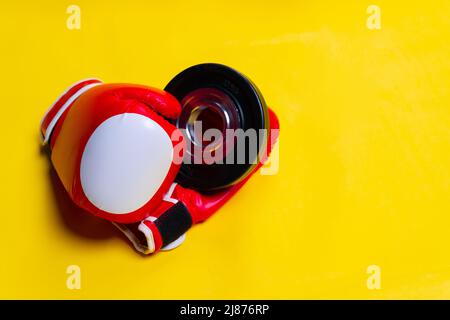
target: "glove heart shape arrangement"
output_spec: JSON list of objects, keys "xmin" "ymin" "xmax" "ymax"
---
[{"xmin": 41, "ymin": 64, "xmax": 279, "ymax": 254}]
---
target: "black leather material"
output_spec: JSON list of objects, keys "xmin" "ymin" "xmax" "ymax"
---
[{"xmin": 154, "ymin": 202, "xmax": 193, "ymax": 247}]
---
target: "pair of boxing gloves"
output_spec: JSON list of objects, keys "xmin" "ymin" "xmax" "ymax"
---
[{"xmin": 41, "ymin": 64, "xmax": 279, "ymax": 254}]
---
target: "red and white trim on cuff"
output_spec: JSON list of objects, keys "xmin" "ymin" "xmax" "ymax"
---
[
  {"xmin": 138, "ymin": 216, "xmax": 158, "ymax": 253},
  {"xmin": 40, "ymin": 78, "xmax": 103, "ymax": 145},
  {"xmin": 163, "ymin": 182, "xmax": 179, "ymax": 204},
  {"xmin": 138, "ymin": 215, "xmax": 186, "ymax": 253}
]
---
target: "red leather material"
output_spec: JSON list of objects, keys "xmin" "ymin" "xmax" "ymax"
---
[
  {"xmin": 47, "ymin": 82, "xmax": 185, "ymax": 224},
  {"xmin": 116, "ymin": 86, "xmax": 181, "ymax": 119}
]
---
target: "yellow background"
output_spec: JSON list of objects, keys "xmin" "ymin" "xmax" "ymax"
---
[{"xmin": 1, "ymin": 0, "xmax": 449, "ymax": 299}]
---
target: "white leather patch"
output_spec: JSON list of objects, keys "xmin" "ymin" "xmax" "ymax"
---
[{"xmin": 80, "ymin": 113, "xmax": 173, "ymax": 214}]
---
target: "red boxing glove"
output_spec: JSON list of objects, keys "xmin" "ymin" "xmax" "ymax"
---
[
  {"xmin": 41, "ymin": 65, "xmax": 280, "ymax": 255},
  {"xmin": 41, "ymin": 79, "xmax": 184, "ymax": 225}
]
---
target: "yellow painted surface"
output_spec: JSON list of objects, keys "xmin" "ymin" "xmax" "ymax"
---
[{"xmin": 0, "ymin": 1, "xmax": 449, "ymax": 299}]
